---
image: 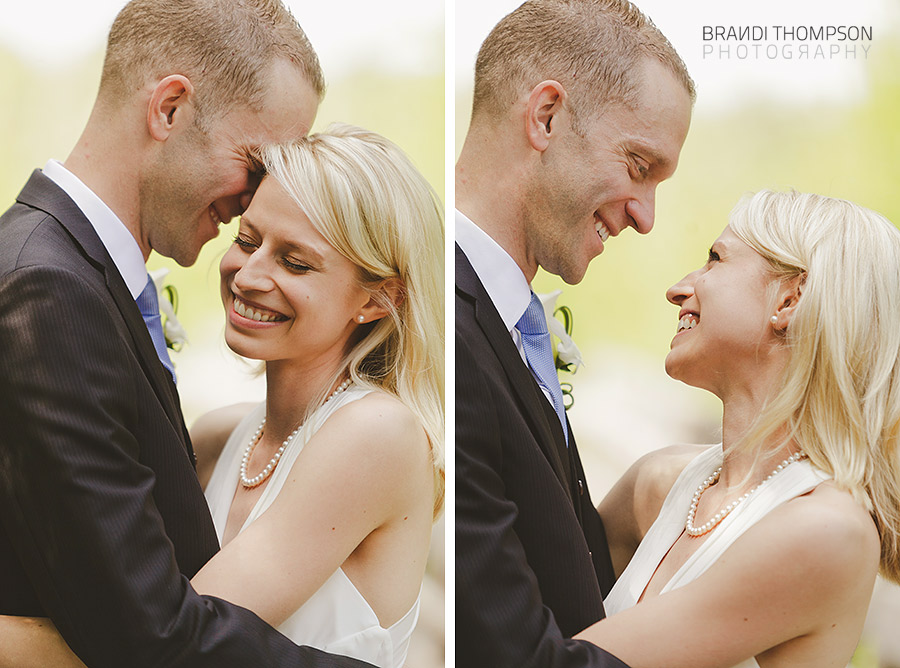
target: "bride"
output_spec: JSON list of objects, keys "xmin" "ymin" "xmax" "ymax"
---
[
  {"xmin": 579, "ymin": 190, "xmax": 900, "ymax": 667},
  {"xmin": 0, "ymin": 124, "xmax": 443, "ymax": 668}
]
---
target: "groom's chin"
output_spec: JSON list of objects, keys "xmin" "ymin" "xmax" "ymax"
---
[{"xmin": 555, "ymin": 256, "xmax": 591, "ymax": 286}]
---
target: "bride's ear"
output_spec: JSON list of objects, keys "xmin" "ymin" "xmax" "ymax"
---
[
  {"xmin": 355, "ymin": 278, "xmax": 405, "ymax": 325},
  {"xmin": 771, "ymin": 272, "xmax": 805, "ymax": 332}
]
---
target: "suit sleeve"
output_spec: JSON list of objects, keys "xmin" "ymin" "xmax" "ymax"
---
[
  {"xmin": 455, "ymin": 329, "xmax": 630, "ymax": 668},
  {"xmin": 0, "ymin": 265, "xmax": 373, "ymax": 668}
]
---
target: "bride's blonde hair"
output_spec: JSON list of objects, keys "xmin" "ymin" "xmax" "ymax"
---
[
  {"xmin": 261, "ymin": 124, "xmax": 445, "ymax": 518},
  {"xmin": 729, "ymin": 189, "xmax": 900, "ymax": 583}
]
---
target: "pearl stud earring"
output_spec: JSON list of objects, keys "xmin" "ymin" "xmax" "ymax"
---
[
  {"xmin": 357, "ymin": 315, "xmax": 365, "ymax": 323},
  {"xmin": 770, "ymin": 315, "xmax": 778, "ymax": 325}
]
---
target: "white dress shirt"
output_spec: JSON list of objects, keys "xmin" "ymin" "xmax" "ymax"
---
[
  {"xmin": 43, "ymin": 160, "xmax": 147, "ymax": 299},
  {"xmin": 455, "ymin": 209, "xmax": 532, "ymax": 356},
  {"xmin": 456, "ymin": 209, "xmax": 556, "ymax": 407}
]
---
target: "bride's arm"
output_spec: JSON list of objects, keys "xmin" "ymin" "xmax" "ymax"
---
[
  {"xmin": 0, "ymin": 396, "xmax": 429, "ymax": 665},
  {"xmin": 190, "ymin": 393, "xmax": 432, "ymax": 628},
  {"xmin": 578, "ymin": 488, "xmax": 879, "ymax": 667},
  {"xmin": 0, "ymin": 617, "xmax": 84, "ymax": 668},
  {"xmin": 596, "ymin": 445, "xmax": 704, "ymax": 577}
]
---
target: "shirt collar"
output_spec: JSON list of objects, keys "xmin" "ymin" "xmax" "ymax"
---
[
  {"xmin": 456, "ymin": 209, "xmax": 531, "ymax": 332},
  {"xmin": 43, "ymin": 160, "xmax": 148, "ymax": 299}
]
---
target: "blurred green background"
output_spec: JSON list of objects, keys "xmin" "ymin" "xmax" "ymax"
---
[
  {"xmin": 0, "ymin": 1, "xmax": 444, "ymax": 666},
  {"xmin": 456, "ymin": 0, "xmax": 900, "ymax": 665}
]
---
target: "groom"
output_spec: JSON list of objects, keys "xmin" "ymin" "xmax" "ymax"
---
[
  {"xmin": 0, "ymin": 1, "xmax": 372, "ymax": 666},
  {"xmin": 456, "ymin": 0, "xmax": 694, "ymax": 665}
]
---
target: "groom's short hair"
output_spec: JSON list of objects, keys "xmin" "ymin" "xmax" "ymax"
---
[
  {"xmin": 98, "ymin": 0, "xmax": 324, "ymax": 129},
  {"xmin": 471, "ymin": 0, "xmax": 694, "ymax": 131}
]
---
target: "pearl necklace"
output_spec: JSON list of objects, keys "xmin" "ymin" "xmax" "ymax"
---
[
  {"xmin": 240, "ymin": 379, "xmax": 352, "ymax": 488},
  {"xmin": 685, "ymin": 450, "xmax": 806, "ymax": 537}
]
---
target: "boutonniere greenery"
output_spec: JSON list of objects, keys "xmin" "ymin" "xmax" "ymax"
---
[
  {"xmin": 149, "ymin": 268, "xmax": 188, "ymax": 351},
  {"xmin": 537, "ymin": 290, "xmax": 582, "ymax": 409}
]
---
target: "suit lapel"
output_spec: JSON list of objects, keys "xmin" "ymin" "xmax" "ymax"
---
[
  {"xmin": 456, "ymin": 245, "xmax": 574, "ymax": 500},
  {"xmin": 16, "ymin": 171, "xmax": 190, "ymax": 452}
]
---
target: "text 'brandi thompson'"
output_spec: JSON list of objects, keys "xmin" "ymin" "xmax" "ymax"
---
[{"xmin": 701, "ymin": 25, "xmax": 873, "ymax": 61}]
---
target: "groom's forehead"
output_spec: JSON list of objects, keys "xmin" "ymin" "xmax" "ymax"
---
[
  {"xmin": 227, "ymin": 68, "xmax": 320, "ymax": 146},
  {"xmin": 213, "ymin": 99, "xmax": 317, "ymax": 156}
]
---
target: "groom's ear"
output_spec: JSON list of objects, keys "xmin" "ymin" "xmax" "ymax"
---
[
  {"xmin": 147, "ymin": 75, "xmax": 196, "ymax": 141},
  {"xmin": 524, "ymin": 80, "xmax": 567, "ymax": 153}
]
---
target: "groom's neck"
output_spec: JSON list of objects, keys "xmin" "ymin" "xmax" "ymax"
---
[{"xmin": 64, "ymin": 100, "xmax": 146, "ymax": 260}]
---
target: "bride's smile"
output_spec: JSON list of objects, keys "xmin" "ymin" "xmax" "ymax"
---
[
  {"xmin": 220, "ymin": 176, "xmax": 376, "ymax": 367},
  {"xmin": 664, "ymin": 225, "xmax": 784, "ymax": 400},
  {"xmin": 230, "ymin": 295, "xmax": 289, "ymax": 325}
]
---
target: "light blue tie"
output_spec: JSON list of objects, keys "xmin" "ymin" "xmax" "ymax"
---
[
  {"xmin": 517, "ymin": 291, "xmax": 568, "ymax": 445},
  {"xmin": 136, "ymin": 275, "xmax": 176, "ymax": 383}
]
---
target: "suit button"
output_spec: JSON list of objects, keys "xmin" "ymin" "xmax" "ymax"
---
[{"xmin": 578, "ymin": 480, "xmax": 584, "ymax": 496}]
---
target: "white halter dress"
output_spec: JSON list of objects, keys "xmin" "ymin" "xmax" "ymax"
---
[
  {"xmin": 204, "ymin": 385, "xmax": 420, "ymax": 668},
  {"xmin": 604, "ymin": 445, "xmax": 831, "ymax": 668}
]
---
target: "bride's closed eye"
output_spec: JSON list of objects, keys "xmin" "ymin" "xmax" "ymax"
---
[
  {"xmin": 281, "ymin": 256, "xmax": 312, "ymax": 273},
  {"xmin": 233, "ymin": 234, "xmax": 258, "ymax": 251},
  {"xmin": 707, "ymin": 248, "xmax": 720, "ymax": 263},
  {"xmin": 232, "ymin": 234, "xmax": 314, "ymax": 273}
]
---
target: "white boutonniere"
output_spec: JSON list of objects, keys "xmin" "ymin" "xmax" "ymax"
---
[
  {"xmin": 149, "ymin": 268, "xmax": 188, "ymax": 351},
  {"xmin": 537, "ymin": 290, "xmax": 582, "ymax": 408}
]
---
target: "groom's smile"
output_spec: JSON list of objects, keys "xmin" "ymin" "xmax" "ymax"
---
[
  {"xmin": 593, "ymin": 213, "xmax": 611, "ymax": 244},
  {"xmin": 198, "ymin": 203, "xmax": 228, "ymax": 247},
  {"xmin": 207, "ymin": 204, "xmax": 225, "ymax": 231}
]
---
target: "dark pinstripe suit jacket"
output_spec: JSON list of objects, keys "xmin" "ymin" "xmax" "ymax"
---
[
  {"xmin": 0, "ymin": 171, "xmax": 372, "ymax": 668},
  {"xmin": 456, "ymin": 244, "xmax": 629, "ymax": 668}
]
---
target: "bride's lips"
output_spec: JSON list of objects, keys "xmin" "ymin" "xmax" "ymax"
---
[
  {"xmin": 674, "ymin": 309, "xmax": 699, "ymax": 336},
  {"xmin": 229, "ymin": 294, "xmax": 289, "ymax": 329}
]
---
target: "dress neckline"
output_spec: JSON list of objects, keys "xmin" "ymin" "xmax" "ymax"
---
[
  {"xmin": 606, "ymin": 444, "xmax": 831, "ymax": 610},
  {"xmin": 214, "ymin": 385, "xmax": 372, "ymax": 538}
]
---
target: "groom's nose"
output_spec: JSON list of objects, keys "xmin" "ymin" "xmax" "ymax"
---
[{"xmin": 625, "ymin": 188, "xmax": 655, "ymax": 235}]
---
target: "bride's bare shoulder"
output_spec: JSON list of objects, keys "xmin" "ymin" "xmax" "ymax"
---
[
  {"xmin": 775, "ymin": 480, "xmax": 880, "ymax": 578},
  {"xmin": 598, "ymin": 444, "xmax": 711, "ymax": 577},
  {"xmin": 310, "ymin": 390, "xmax": 432, "ymax": 475},
  {"xmin": 631, "ymin": 444, "xmax": 710, "ymax": 535},
  {"xmin": 708, "ymin": 479, "xmax": 881, "ymax": 649},
  {"xmin": 191, "ymin": 403, "xmax": 258, "ymax": 489},
  {"xmin": 632, "ymin": 443, "xmax": 709, "ymax": 482}
]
